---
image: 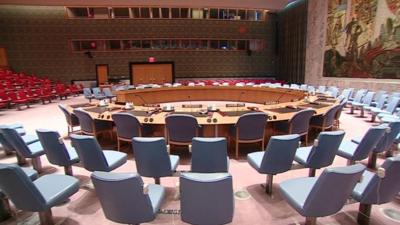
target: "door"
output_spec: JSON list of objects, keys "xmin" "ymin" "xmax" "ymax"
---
[
  {"xmin": 96, "ymin": 64, "xmax": 109, "ymax": 85},
  {"xmin": 0, "ymin": 47, "xmax": 9, "ymax": 68}
]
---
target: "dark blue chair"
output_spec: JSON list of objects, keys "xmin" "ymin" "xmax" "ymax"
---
[
  {"xmin": 180, "ymin": 172, "xmax": 234, "ymax": 225},
  {"xmin": 295, "ymin": 130, "xmax": 345, "ymax": 176},
  {"xmin": 70, "ymin": 134, "xmax": 127, "ymax": 172},
  {"xmin": 280, "ymin": 164, "xmax": 366, "ymax": 225},
  {"xmin": 132, "ymin": 137, "xmax": 179, "ymax": 184},
  {"xmin": 58, "ymin": 104, "xmax": 80, "ymax": 134},
  {"xmin": 165, "ymin": 114, "xmax": 199, "ymax": 150},
  {"xmin": 112, "ymin": 112, "xmax": 142, "ymax": 151},
  {"xmin": 36, "ymin": 129, "xmax": 79, "ymax": 175},
  {"xmin": 230, "ymin": 112, "xmax": 268, "ymax": 159},
  {"xmin": 0, "ymin": 164, "xmax": 79, "ymax": 225},
  {"xmin": 247, "ymin": 134, "xmax": 300, "ymax": 195},
  {"xmin": 73, "ymin": 108, "xmax": 113, "ymax": 138},
  {"xmin": 275, "ymin": 109, "xmax": 315, "ymax": 145},
  {"xmin": 310, "ymin": 104, "xmax": 341, "ymax": 131},
  {"xmin": 91, "ymin": 171, "xmax": 165, "ymax": 224},
  {"xmin": 191, "ymin": 137, "xmax": 228, "ymax": 173}
]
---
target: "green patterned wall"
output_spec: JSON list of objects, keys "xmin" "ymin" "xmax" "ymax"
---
[{"xmin": 0, "ymin": 5, "xmax": 276, "ymax": 83}]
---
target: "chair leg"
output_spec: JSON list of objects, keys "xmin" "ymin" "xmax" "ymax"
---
[
  {"xmin": 266, "ymin": 174, "xmax": 273, "ymax": 196},
  {"xmin": 154, "ymin": 177, "xmax": 160, "ymax": 185},
  {"xmin": 31, "ymin": 157, "xmax": 43, "ymax": 173},
  {"xmin": 117, "ymin": 139, "xmax": 121, "ymax": 151},
  {"xmin": 235, "ymin": 140, "xmax": 239, "ymax": 159},
  {"xmin": 305, "ymin": 133, "xmax": 308, "ymax": 146},
  {"xmin": 308, "ymin": 168, "xmax": 316, "ymax": 177},
  {"xmin": 39, "ymin": 209, "xmax": 54, "ymax": 225},
  {"xmin": 367, "ymin": 152, "xmax": 377, "ymax": 169},
  {"xmin": 360, "ymin": 108, "xmax": 365, "ymax": 117},
  {"xmin": 305, "ymin": 217, "xmax": 317, "ymax": 225},
  {"xmin": 16, "ymin": 154, "xmax": 27, "ymax": 165},
  {"xmin": 371, "ymin": 114, "xmax": 376, "ymax": 122},
  {"xmin": 347, "ymin": 159, "xmax": 355, "ymax": 166},
  {"xmin": 357, "ymin": 203, "xmax": 371, "ymax": 225},
  {"xmin": 64, "ymin": 166, "xmax": 73, "ymax": 176}
]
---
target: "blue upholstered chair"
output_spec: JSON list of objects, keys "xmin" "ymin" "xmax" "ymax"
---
[
  {"xmin": 92, "ymin": 87, "xmax": 106, "ymax": 100},
  {"xmin": 58, "ymin": 104, "xmax": 80, "ymax": 134},
  {"xmin": 348, "ymin": 90, "xmax": 367, "ymax": 108},
  {"xmin": 275, "ymin": 109, "xmax": 315, "ymax": 145},
  {"xmin": 279, "ymin": 164, "xmax": 365, "ymax": 225},
  {"xmin": 351, "ymin": 91, "xmax": 375, "ymax": 117},
  {"xmin": 370, "ymin": 97, "xmax": 400, "ymax": 122},
  {"xmin": 295, "ymin": 130, "xmax": 345, "ymax": 177},
  {"xmin": 132, "ymin": 137, "xmax": 179, "ymax": 184},
  {"xmin": 334, "ymin": 99, "xmax": 347, "ymax": 129},
  {"xmin": 102, "ymin": 88, "xmax": 116, "ymax": 102},
  {"xmin": 112, "ymin": 112, "xmax": 142, "ymax": 151},
  {"xmin": 230, "ymin": 112, "xmax": 267, "ymax": 159},
  {"xmin": 317, "ymin": 86, "xmax": 326, "ymax": 93},
  {"xmin": 247, "ymin": 134, "xmax": 300, "ymax": 195},
  {"xmin": 0, "ymin": 127, "xmax": 44, "ymax": 172},
  {"xmin": 340, "ymin": 88, "xmax": 352, "ymax": 100},
  {"xmin": 191, "ymin": 137, "xmax": 228, "ymax": 173},
  {"xmin": 364, "ymin": 94, "xmax": 387, "ymax": 113},
  {"xmin": 91, "ymin": 171, "xmax": 165, "ymax": 224},
  {"xmin": 180, "ymin": 172, "xmax": 234, "ymax": 225},
  {"xmin": 0, "ymin": 164, "xmax": 79, "ymax": 225},
  {"xmin": 370, "ymin": 90, "xmax": 386, "ymax": 107},
  {"xmin": 352, "ymin": 157, "xmax": 400, "ymax": 225},
  {"xmin": 165, "ymin": 114, "xmax": 199, "ymax": 149},
  {"xmin": 36, "ymin": 129, "xmax": 79, "ymax": 175},
  {"xmin": 70, "ymin": 134, "xmax": 127, "ymax": 172},
  {"xmin": 73, "ymin": 108, "xmax": 113, "ymax": 137},
  {"xmin": 0, "ymin": 124, "xmax": 27, "ymax": 163},
  {"xmin": 310, "ymin": 104, "xmax": 341, "ymax": 131},
  {"xmin": 337, "ymin": 125, "xmax": 387, "ymax": 165},
  {"xmin": 83, "ymin": 88, "xmax": 94, "ymax": 102}
]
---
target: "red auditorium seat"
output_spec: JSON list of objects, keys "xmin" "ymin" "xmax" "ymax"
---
[{"xmin": 8, "ymin": 91, "xmax": 30, "ymax": 110}]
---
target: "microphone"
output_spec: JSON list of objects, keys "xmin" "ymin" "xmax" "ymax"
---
[{"xmin": 236, "ymin": 91, "xmax": 245, "ymax": 116}]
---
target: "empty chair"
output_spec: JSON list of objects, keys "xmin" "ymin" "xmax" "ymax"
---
[
  {"xmin": 36, "ymin": 129, "xmax": 79, "ymax": 175},
  {"xmin": 58, "ymin": 104, "xmax": 80, "ymax": 134},
  {"xmin": 180, "ymin": 172, "xmax": 234, "ymax": 225},
  {"xmin": 102, "ymin": 88, "xmax": 116, "ymax": 102},
  {"xmin": 348, "ymin": 89, "xmax": 367, "ymax": 107},
  {"xmin": 275, "ymin": 109, "xmax": 315, "ymax": 145},
  {"xmin": 352, "ymin": 157, "xmax": 400, "ymax": 225},
  {"xmin": 279, "ymin": 164, "xmax": 365, "ymax": 225},
  {"xmin": 230, "ymin": 112, "xmax": 268, "ymax": 159},
  {"xmin": 247, "ymin": 134, "xmax": 300, "ymax": 195},
  {"xmin": 0, "ymin": 127, "xmax": 44, "ymax": 172},
  {"xmin": 337, "ymin": 124, "xmax": 387, "ymax": 165},
  {"xmin": 91, "ymin": 171, "xmax": 165, "ymax": 224},
  {"xmin": 83, "ymin": 88, "xmax": 94, "ymax": 102},
  {"xmin": 364, "ymin": 94, "xmax": 387, "ymax": 113},
  {"xmin": 0, "ymin": 123, "xmax": 26, "ymax": 157},
  {"xmin": 317, "ymin": 86, "xmax": 326, "ymax": 93},
  {"xmin": 370, "ymin": 97, "xmax": 400, "ymax": 122},
  {"xmin": 300, "ymin": 84, "xmax": 308, "ymax": 91},
  {"xmin": 132, "ymin": 137, "xmax": 179, "ymax": 184},
  {"xmin": 310, "ymin": 104, "xmax": 341, "ymax": 131},
  {"xmin": 112, "ymin": 112, "xmax": 142, "ymax": 151},
  {"xmin": 73, "ymin": 108, "xmax": 113, "ymax": 137},
  {"xmin": 294, "ymin": 131, "xmax": 345, "ymax": 177},
  {"xmin": 165, "ymin": 114, "xmax": 199, "ymax": 149},
  {"xmin": 350, "ymin": 91, "xmax": 375, "ymax": 117},
  {"xmin": 327, "ymin": 86, "xmax": 339, "ymax": 98},
  {"xmin": 340, "ymin": 88, "xmax": 352, "ymax": 100},
  {"xmin": 371, "ymin": 90, "xmax": 386, "ymax": 107},
  {"xmin": 0, "ymin": 164, "xmax": 79, "ymax": 225},
  {"xmin": 191, "ymin": 137, "xmax": 228, "ymax": 173},
  {"xmin": 92, "ymin": 87, "xmax": 106, "ymax": 100},
  {"xmin": 334, "ymin": 99, "xmax": 347, "ymax": 129},
  {"xmin": 70, "ymin": 134, "xmax": 127, "ymax": 172}
]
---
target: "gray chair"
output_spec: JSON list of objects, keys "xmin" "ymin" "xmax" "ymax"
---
[
  {"xmin": 0, "ymin": 164, "xmax": 79, "ymax": 225},
  {"xmin": 370, "ymin": 97, "xmax": 400, "ymax": 122},
  {"xmin": 165, "ymin": 114, "xmax": 199, "ymax": 149},
  {"xmin": 36, "ymin": 129, "xmax": 79, "ymax": 175},
  {"xmin": 247, "ymin": 134, "xmax": 301, "ymax": 195},
  {"xmin": 132, "ymin": 137, "xmax": 179, "ymax": 184},
  {"xmin": 352, "ymin": 157, "xmax": 400, "ymax": 225},
  {"xmin": 337, "ymin": 124, "xmax": 387, "ymax": 165},
  {"xmin": 83, "ymin": 88, "xmax": 94, "ymax": 102},
  {"xmin": 295, "ymin": 130, "xmax": 345, "ymax": 177},
  {"xmin": 58, "ymin": 104, "xmax": 80, "ymax": 134},
  {"xmin": 92, "ymin": 87, "xmax": 106, "ymax": 100},
  {"xmin": 275, "ymin": 109, "xmax": 315, "ymax": 145},
  {"xmin": 351, "ymin": 91, "xmax": 375, "ymax": 117},
  {"xmin": 102, "ymin": 88, "xmax": 116, "ymax": 102},
  {"xmin": 180, "ymin": 172, "xmax": 234, "ymax": 225},
  {"xmin": 191, "ymin": 137, "xmax": 228, "ymax": 173},
  {"xmin": 279, "ymin": 164, "xmax": 366, "ymax": 225},
  {"xmin": 73, "ymin": 108, "xmax": 113, "ymax": 137},
  {"xmin": 310, "ymin": 104, "xmax": 341, "ymax": 131},
  {"xmin": 230, "ymin": 112, "xmax": 268, "ymax": 159},
  {"xmin": 112, "ymin": 113, "xmax": 142, "ymax": 151},
  {"xmin": 70, "ymin": 134, "xmax": 127, "ymax": 172},
  {"xmin": 0, "ymin": 127, "xmax": 44, "ymax": 172},
  {"xmin": 91, "ymin": 171, "xmax": 165, "ymax": 224}
]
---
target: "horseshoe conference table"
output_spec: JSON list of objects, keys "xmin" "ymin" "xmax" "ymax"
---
[{"xmin": 69, "ymin": 86, "xmax": 338, "ymax": 137}]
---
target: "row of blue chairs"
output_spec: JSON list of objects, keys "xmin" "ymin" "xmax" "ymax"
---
[{"xmin": 83, "ymin": 87, "xmax": 116, "ymax": 102}]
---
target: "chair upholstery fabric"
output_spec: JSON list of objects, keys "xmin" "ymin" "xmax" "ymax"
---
[
  {"xmin": 112, "ymin": 113, "xmax": 142, "ymax": 139},
  {"xmin": 191, "ymin": 137, "xmax": 228, "ymax": 173},
  {"xmin": 165, "ymin": 114, "xmax": 199, "ymax": 143}
]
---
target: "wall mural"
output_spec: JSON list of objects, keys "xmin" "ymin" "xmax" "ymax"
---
[{"xmin": 324, "ymin": 0, "xmax": 400, "ymax": 79}]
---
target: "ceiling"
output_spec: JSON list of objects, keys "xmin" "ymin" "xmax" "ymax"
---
[{"xmin": 0, "ymin": 0, "xmax": 297, "ymax": 11}]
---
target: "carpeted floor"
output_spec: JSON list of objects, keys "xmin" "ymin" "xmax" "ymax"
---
[{"xmin": 0, "ymin": 95, "xmax": 399, "ymax": 225}]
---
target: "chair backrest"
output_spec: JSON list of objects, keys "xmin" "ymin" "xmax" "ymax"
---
[
  {"xmin": 0, "ymin": 127, "xmax": 32, "ymax": 157},
  {"xmin": 180, "ymin": 172, "xmax": 234, "ymax": 225},
  {"xmin": 373, "ymin": 121, "xmax": 400, "ymax": 153},
  {"xmin": 322, "ymin": 104, "xmax": 342, "ymax": 128},
  {"xmin": 318, "ymin": 86, "xmax": 326, "ymax": 93},
  {"xmin": 112, "ymin": 113, "xmax": 142, "ymax": 139},
  {"xmin": 165, "ymin": 114, "xmax": 198, "ymax": 143},
  {"xmin": 191, "ymin": 137, "xmax": 228, "ymax": 173},
  {"xmin": 0, "ymin": 125, "xmax": 17, "ymax": 152},
  {"xmin": 131, "ymin": 137, "xmax": 173, "ymax": 178},
  {"xmin": 260, "ymin": 134, "xmax": 301, "ymax": 174},
  {"xmin": 73, "ymin": 108, "xmax": 94, "ymax": 134},
  {"xmin": 0, "ymin": 164, "xmax": 45, "ymax": 211},
  {"xmin": 103, "ymin": 88, "xmax": 113, "ymax": 97},
  {"xmin": 341, "ymin": 89, "xmax": 352, "ymax": 100},
  {"xmin": 335, "ymin": 99, "xmax": 347, "ymax": 120},
  {"xmin": 235, "ymin": 112, "xmax": 267, "ymax": 140},
  {"xmin": 385, "ymin": 97, "xmax": 400, "ymax": 114},
  {"xmin": 376, "ymin": 94, "xmax": 388, "ymax": 109},
  {"xmin": 36, "ymin": 129, "xmax": 73, "ymax": 166},
  {"xmin": 303, "ymin": 164, "xmax": 365, "ymax": 217},
  {"xmin": 361, "ymin": 92, "xmax": 375, "ymax": 106},
  {"xmin": 92, "ymin": 87, "xmax": 103, "ymax": 97},
  {"xmin": 70, "ymin": 134, "xmax": 108, "ymax": 171},
  {"xmin": 91, "ymin": 171, "xmax": 156, "ymax": 224},
  {"xmin": 83, "ymin": 88, "xmax": 92, "ymax": 97},
  {"xmin": 353, "ymin": 90, "xmax": 366, "ymax": 103},
  {"xmin": 356, "ymin": 157, "xmax": 400, "ymax": 204},
  {"xmin": 353, "ymin": 125, "xmax": 387, "ymax": 161},
  {"xmin": 289, "ymin": 109, "xmax": 315, "ymax": 134},
  {"xmin": 328, "ymin": 87, "xmax": 339, "ymax": 97},
  {"xmin": 373, "ymin": 90, "xmax": 386, "ymax": 102},
  {"xmin": 58, "ymin": 104, "xmax": 73, "ymax": 125},
  {"xmin": 305, "ymin": 131, "xmax": 345, "ymax": 168}
]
